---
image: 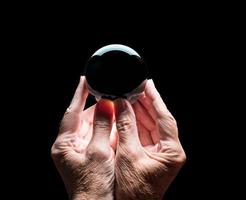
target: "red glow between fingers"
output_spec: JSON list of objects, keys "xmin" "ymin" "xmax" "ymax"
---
[{"xmin": 95, "ymin": 99, "xmax": 114, "ymax": 120}]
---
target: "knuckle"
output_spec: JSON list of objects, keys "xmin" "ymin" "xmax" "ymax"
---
[
  {"xmin": 65, "ymin": 107, "xmax": 71, "ymax": 113},
  {"xmin": 171, "ymin": 146, "xmax": 186, "ymax": 166},
  {"xmin": 175, "ymin": 149, "xmax": 186, "ymax": 165},
  {"xmin": 50, "ymin": 143, "xmax": 61, "ymax": 160},
  {"xmin": 93, "ymin": 121, "xmax": 110, "ymax": 131},
  {"xmin": 86, "ymin": 146, "xmax": 111, "ymax": 162},
  {"xmin": 116, "ymin": 118, "xmax": 134, "ymax": 133},
  {"xmin": 64, "ymin": 107, "xmax": 76, "ymax": 117},
  {"xmin": 50, "ymin": 137, "xmax": 69, "ymax": 160},
  {"xmin": 170, "ymin": 116, "xmax": 177, "ymax": 126},
  {"xmin": 161, "ymin": 143, "xmax": 186, "ymax": 168}
]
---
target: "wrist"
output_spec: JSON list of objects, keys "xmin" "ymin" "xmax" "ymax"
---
[
  {"xmin": 71, "ymin": 192, "xmax": 113, "ymax": 200},
  {"xmin": 115, "ymin": 185, "xmax": 164, "ymax": 200}
]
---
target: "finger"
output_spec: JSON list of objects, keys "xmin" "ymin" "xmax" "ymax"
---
[
  {"xmin": 77, "ymin": 105, "xmax": 95, "ymax": 139},
  {"xmin": 139, "ymin": 80, "xmax": 177, "ymax": 139},
  {"xmin": 114, "ymin": 98, "xmax": 142, "ymax": 151},
  {"xmin": 59, "ymin": 110, "xmax": 83, "ymax": 134},
  {"xmin": 59, "ymin": 76, "xmax": 88, "ymax": 134},
  {"xmin": 67, "ymin": 76, "xmax": 88, "ymax": 114},
  {"xmin": 88, "ymin": 99, "xmax": 114, "ymax": 153},
  {"xmin": 132, "ymin": 100, "xmax": 155, "ymax": 132},
  {"xmin": 136, "ymin": 121, "xmax": 154, "ymax": 146},
  {"xmin": 138, "ymin": 95, "xmax": 156, "ymax": 121},
  {"xmin": 79, "ymin": 118, "xmax": 92, "ymax": 140},
  {"xmin": 109, "ymin": 123, "xmax": 118, "ymax": 151},
  {"xmin": 81, "ymin": 104, "xmax": 96, "ymax": 123},
  {"xmin": 139, "ymin": 79, "xmax": 169, "ymax": 119},
  {"xmin": 151, "ymin": 129, "xmax": 161, "ymax": 144}
]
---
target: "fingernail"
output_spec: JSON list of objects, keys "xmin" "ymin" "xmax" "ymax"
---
[
  {"xmin": 114, "ymin": 98, "xmax": 127, "ymax": 117},
  {"xmin": 148, "ymin": 79, "xmax": 155, "ymax": 86},
  {"xmin": 80, "ymin": 76, "xmax": 85, "ymax": 82},
  {"xmin": 96, "ymin": 99, "xmax": 114, "ymax": 119}
]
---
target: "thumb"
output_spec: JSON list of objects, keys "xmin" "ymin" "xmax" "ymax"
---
[
  {"xmin": 88, "ymin": 99, "xmax": 114, "ymax": 154},
  {"xmin": 114, "ymin": 99, "xmax": 142, "ymax": 150}
]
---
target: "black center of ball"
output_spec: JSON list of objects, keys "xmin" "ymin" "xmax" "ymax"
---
[{"xmin": 84, "ymin": 45, "xmax": 148, "ymax": 99}]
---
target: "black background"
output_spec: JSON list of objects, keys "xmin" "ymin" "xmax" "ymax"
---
[{"xmin": 4, "ymin": 4, "xmax": 240, "ymax": 200}]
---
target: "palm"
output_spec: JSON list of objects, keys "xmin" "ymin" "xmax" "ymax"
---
[
  {"xmin": 133, "ymin": 98, "xmax": 177, "ymax": 152},
  {"xmin": 135, "ymin": 96, "xmax": 186, "ymax": 171}
]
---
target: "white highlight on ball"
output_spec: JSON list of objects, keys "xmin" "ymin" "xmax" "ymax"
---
[{"xmin": 92, "ymin": 44, "xmax": 140, "ymax": 57}]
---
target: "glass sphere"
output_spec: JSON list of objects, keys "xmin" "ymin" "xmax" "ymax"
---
[{"xmin": 84, "ymin": 44, "xmax": 148, "ymax": 102}]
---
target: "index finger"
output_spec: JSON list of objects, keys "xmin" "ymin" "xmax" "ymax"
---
[
  {"xmin": 139, "ymin": 80, "xmax": 178, "ymax": 139},
  {"xmin": 139, "ymin": 79, "xmax": 170, "ymax": 120},
  {"xmin": 67, "ymin": 76, "xmax": 89, "ymax": 114}
]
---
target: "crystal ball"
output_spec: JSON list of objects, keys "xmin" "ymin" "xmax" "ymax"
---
[{"xmin": 84, "ymin": 44, "xmax": 148, "ymax": 102}]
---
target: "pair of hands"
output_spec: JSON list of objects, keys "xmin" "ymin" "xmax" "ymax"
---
[{"xmin": 51, "ymin": 76, "xmax": 186, "ymax": 200}]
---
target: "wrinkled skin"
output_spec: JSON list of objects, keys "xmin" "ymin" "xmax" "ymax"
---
[
  {"xmin": 51, "ymin": 76, "xmax": 186, "ymax": 200},
  {"xmin": 115, "ymin": 80, "xmax": 186, "ymax": 199}
]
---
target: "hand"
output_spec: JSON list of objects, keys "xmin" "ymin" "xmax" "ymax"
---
[
  {"xmin": 114, "ymin": 80, "xmax": 186, "ymax": 200},
  {"xmin": 51, "ymin": 76, "xmax": 116, "ymax": 200}
]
